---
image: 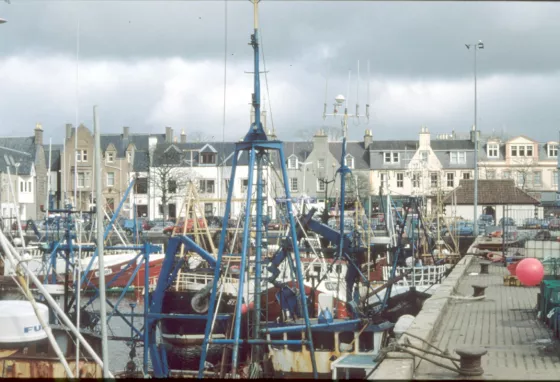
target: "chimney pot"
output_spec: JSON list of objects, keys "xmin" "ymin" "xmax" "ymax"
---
[
  {"xmin": 123, "ymin": 126, "xmax": 130, "ymax": 140},
  {"xmin": 165, "ymin": 126, "xmax": 173, "ymax": 143}
]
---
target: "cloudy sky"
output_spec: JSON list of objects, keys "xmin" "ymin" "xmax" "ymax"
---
[{"xmin": 0, "ymin": 0, "xmax": 559, "ymax": 144}]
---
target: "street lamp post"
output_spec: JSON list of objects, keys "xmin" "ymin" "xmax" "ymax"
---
[{"xmin": 466, "ymin": 40, "xmax": 484, "ymax": 236}]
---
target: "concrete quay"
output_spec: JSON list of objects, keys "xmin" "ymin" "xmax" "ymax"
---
[{"xmin": 371, "ymin": 255, "xmax": 560, "ymax": 380}]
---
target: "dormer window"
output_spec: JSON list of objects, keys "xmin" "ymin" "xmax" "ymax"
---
[
  {"xmin": 487, "ymin": 143, "xmax": 499, "ymax": 158},
  {"xmin": 288, "ymin": 155, "xmax": 298, "ymax": 169},
  {"xmin": 106, "ymin": 152, "xmax": 114, "ymax": 163},
  {"xmin": 548, "ymin": 143, "xmax": 558, "ymax": 158},
  {"xmin": 345, "ymin": 155, "xmax": 354, "ymax": 169},
  {"xmin": 420, "ymin": 151, "xmax": 428, "ymax": 163},
  {"xmin": 200, "ymin": 152, "xmax": 216, "ymax": 165},
  {"xmin": 384, "ymin": 152, "xmax": 399, "ymax": 164},
  {"xmin": 510, "ymin": 144, "xmax": 533, "ymax": 157}
]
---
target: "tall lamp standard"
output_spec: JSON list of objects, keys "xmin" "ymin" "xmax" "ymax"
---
[{"xmin": 465, "ymin": 40, "xmax": 484, "ymax": 236}]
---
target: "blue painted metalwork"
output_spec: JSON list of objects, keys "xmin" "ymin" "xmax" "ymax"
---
[{"xmin": 79, "ymin": 179, "xmax": 136, "ymax": 286}]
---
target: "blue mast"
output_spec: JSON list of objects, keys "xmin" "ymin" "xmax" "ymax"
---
[{"xmin": 197, "ymin": 0, "xmax": 318, "ymax": 378}]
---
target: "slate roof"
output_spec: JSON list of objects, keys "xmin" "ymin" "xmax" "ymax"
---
[
  {"xmin": 329, "ymin": 141, "xmax": 369, "ymax": 169},
  {"xmin": 43, "ymin": 144, "xmax": 63, "ymax": 171},
  {"xmin": 100, "ymin": 133, "xmax": 166, "ymax": 157},
  {"xmin": 0, "ymin": 137, "xmax": 38, "ymax": 175},
  {"xmin": 443, "ymin": 179, "xmax": 540, "ymax": 205},
  {"xmin": 0, "ymin": 145, "xmax": 34, "ymax": 175}
]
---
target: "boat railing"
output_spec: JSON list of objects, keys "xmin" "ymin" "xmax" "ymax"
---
[
  {"xmin": 382, "ymin": 265, "xmax": 447, "ymax": 287},
  {"xmin": 174, "ymin": 270, "xmax": 240, "ymax": 291}
]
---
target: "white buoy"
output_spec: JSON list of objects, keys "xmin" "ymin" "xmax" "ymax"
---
[{"xmin": 0, "ymin": 301, "xmax": 49, "ymax": 343}]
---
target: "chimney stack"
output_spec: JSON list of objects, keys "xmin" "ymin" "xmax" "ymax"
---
[
  {"xmin": 123, "ymin": 126, "xmax": 130, "ymax": 140},
  {"xmin": 419, "ymin": 126, "xmax": 431, "ymax": 149},
  {"xmin": 181, "ymin": 129, "xmax": 187, "ymax": 143},
  {"xmin": 65, "ymin": 124, "xmax": 73, "ymax": 140},
  {"xmin": 165, "ymin": 126, "xmax": 173, "ymax": 143},
  {"xmin": 364, "ymin": 129, "xmax": 372, "ymax": 148},
  {"xmin": 34, "ymin": 123, "xmax": 43, "ymax": 146}
]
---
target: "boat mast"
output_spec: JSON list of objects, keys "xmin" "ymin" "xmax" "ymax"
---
[{"xmin": 93, "ymin": 105, "xmax": 110, "ymax": 377}]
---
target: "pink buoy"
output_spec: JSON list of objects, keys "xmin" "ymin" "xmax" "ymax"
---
[
  {"xmin": 515, "ymin": 258, "xmax": 544, "ymax": 286},
  {"xmin": 241, "ymin": 302, "xmax": 254, "ymax": 315}
]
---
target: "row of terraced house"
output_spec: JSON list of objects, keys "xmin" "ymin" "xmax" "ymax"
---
[{"xmin": 0, "ymin": 122, "xmax": 558, "ymax": 223}]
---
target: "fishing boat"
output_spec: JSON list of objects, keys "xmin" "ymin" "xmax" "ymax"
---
[{"xmin": 0, "ymin": 300, "xmax": 102, "ymax": 378}]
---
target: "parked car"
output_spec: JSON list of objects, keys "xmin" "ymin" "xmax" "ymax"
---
[
  {"xmin": 523, "ymin": 218, "xmax": 541, "ymax": 229},
  {"xmin": 12, "ymin": 220, "xmax": 28, "ymax": 231},
  {"xmin": 499, "ymin": 217, "xmax": 516, "ymax": 227},
  {"xmin": 163, "ymin": 218, "xmax": 208, "ymax": 236},
  {"xmin": 118, "ymin": 218, "xmax": 144, "ymax": 237},
  {"xmin": 548, "ymin": 218, "xmax": 560, "ymax": 230},
  {"xmin": 478, "ymin": 214, "xmax": 495, "ymax": 228},
  {"xmin": 148, "ymin": 220, "xmax": 174, "ymax": 233},
  {"xmin": 267, "ymin": 219, "xmax": 282, "ymax": 230},
  {"xmin": 443, "ymin": 222, "xmax": 474, "ymax": 236}
]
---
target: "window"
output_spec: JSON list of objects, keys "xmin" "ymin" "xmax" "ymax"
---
[
  {"xmin": 487, "ymin": 143, "xmax": 499, "ymax": 158},
  {"xmin": 289, "ymin": 177, "xmax": 298, "ymax": 192},
  {"xmin": 462, "ymin": 172, "xmax": 471, "ymax": 180},
  {"xmin": 288, "ymin": 156, "xmax": 298, "ymax": 169},
  {"xmin": 225, "ymin": 179, "xmax": 230, "ymax": 191},
  {"xmin": 19, "ymin": 181, "xmax": 32, "ymax": 193},
  {"xmin": 517, "ymin": 171, "xmax": 525, "ymax": 187},
  {"xmin": 241, "ymin": 179, "xmax": 248, "ymax": 192},
  {"xmin": 430, "ymin": 172, "xmax": 439, "ymax": 188},
  {"xmin": 384, "ymin": 152, "xmax": 399, "ymax": 164},
  {"xmin": 200, "ymin": 152, "xmax": 216, "ymax": 165},
  {"xmin": 446, "ymin": 173, "xmax": 454, "ymax": 188},
  {"xmin": 549, "ymin": 144, "xmax": 558, "ymax": 158},
  {"xmin": 199, "ymin": 179, "xmax": 215, "ymax": 194},
  {"xmin": 345, "ymin": 155, "xmax": 354, "ymax": 169},
  {"xmin": 450, "ymin": 152, "xmax": 466, "ymax": 164},
  {"xmin": 412, "ymin": 172, "xmax": 420, "ymax": 188},
  {"xmin": 76, "ymin": 149, "xmax": 87, "ymax": 162},
  {"xmin": 78, "ymin": 172, "xmax": 85, "ymax": 188},
  {"xmin": 554, "ymin": 171, "xmax": 558, "ymax": 187},
  {"xmin": 317, "ymin": 159, "xmax": 325, "ymax": 169},
  {"xmin": 204, "ymin": 203, "xmax": 213, "ymax": 218},
  {"xmin": 317, "ymin": 179, "xmax": 326, "ymax": 192},
  {"xmin": 107, "ymin": 172, "xmax": 115, "ymax": 187},
  {"xmin": 106, "ymin": 152, "xmax": 114, "ymax": 163},
  {"xmin": 421, "ymin": 151, "xmax": 429, "ymax": 163},
  {"xmin": 486, "ymin": 170, "xmax": 496, "ymax": 180},
  {"xmin": 511, "ymin": 144, "xmax": 533, "ymax": 158},
  {"xmin": 396, "ymin": 173, "xmax": 404, "ymax": 188},
  {"xmin": 127, "ymin": 151, "xmax": 132, "ymax": 163},
  {"xmin": 380, "ymin": 173, "xmax": 387, "ymax": 188},
  {"xmin": 135, "ymin": 178, "xmax": 148, "ymax": 194},
  {"xmin": 533, "ymin": 171, "xmax": 542, "ymax": 187},
  {"xmin": 511, "ymin": 146, "xmax": 518, "ymax": 157},
  {"xmin": 168, "ymin": 180, "xmax": 177, "ymax": 194}
]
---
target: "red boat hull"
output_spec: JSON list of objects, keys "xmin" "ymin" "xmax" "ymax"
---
[{"xmin": 81, "ymin": 257, "xmax": 165, "ymax": 289}]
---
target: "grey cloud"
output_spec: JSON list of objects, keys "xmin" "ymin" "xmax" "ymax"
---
[{"xmin": 1, "ymin": 2, "xmax": 560, "ymax": 79}]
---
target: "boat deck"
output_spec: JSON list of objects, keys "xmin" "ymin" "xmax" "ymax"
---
[{"xmin": 414, "ymin": 262, "xmax": 560, "ymax": 380}]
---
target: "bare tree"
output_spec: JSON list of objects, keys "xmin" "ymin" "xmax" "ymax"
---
[
  {"xmin": 189, "ymin": 131, "xmax": 214, "ymax": 143},
  {"xmin": 511, "ymin": 157, "xmax": 537, "ymax": 191},
  {"xmin": 147, "ymin": 145, "xmax": 192, "ymax": 220},
  {"xmin": 345, "ymin": 172, "xmax": 370, "ymax": 202}
]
